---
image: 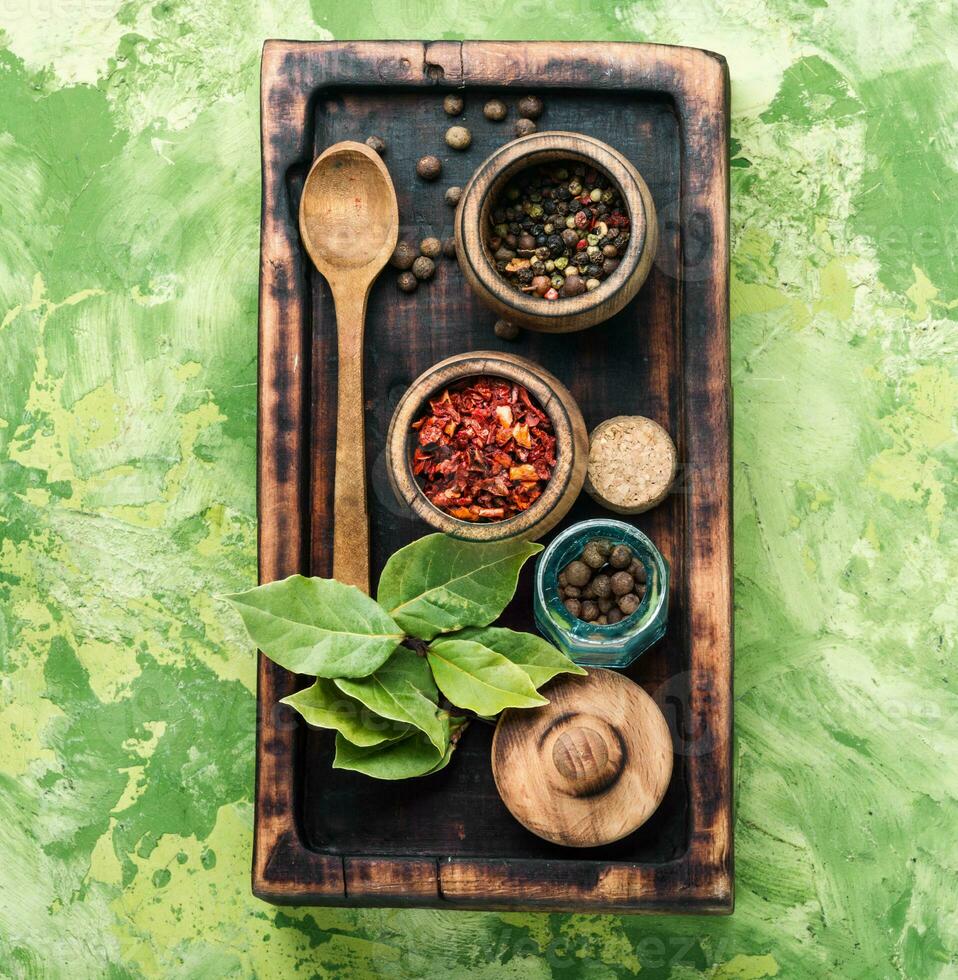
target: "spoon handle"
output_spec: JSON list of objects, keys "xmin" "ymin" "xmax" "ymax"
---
[{"xmin": 332, "ymin": 288, "xmax": 371, "ymax": 593}]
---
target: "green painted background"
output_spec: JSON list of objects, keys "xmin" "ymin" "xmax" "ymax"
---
[{"xmin": 1, "ymin": 0, "xmax": 955, "ymax": 976}]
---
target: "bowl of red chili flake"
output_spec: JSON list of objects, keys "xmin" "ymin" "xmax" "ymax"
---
[{"xmin": 387, "ymin": 352, "xmax": 589, "ymax": 542}]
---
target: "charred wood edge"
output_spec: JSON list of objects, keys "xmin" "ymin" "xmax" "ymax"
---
[{"xmin": 255, "ymin": 39, "xmax": 731, "ymax": 911}]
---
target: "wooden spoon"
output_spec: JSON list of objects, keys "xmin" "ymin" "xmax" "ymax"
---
[{"xmin": 299, "ymin": 141, "xmax": 399, "ymax": 594}]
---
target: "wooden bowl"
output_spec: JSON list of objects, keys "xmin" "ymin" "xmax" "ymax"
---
[
  {"xmin": 386, "ymin": 352, "xmax": 588, "ymax": 542},
  {"xmin": 454, "ymin": 132, "xmax": 658, "ymax": 333}
]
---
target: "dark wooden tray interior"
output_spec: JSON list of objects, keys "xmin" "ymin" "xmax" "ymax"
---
[{"xmin": 296, "ymin": 84, "xmax": 690, "ymax": 865}]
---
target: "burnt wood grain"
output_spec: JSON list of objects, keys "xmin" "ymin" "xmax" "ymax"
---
[{"xmin": 257, "ymin": 39, "xmax": 731, "ymax": 913}]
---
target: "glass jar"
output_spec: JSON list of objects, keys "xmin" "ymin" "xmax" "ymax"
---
[{"xmin": 534, "ymin": 519, "xmax": 669, "ymax": 668}]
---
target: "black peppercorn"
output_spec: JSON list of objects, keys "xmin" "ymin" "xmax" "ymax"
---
[
  {"xmin": 412, "ymin": 256, "xmax": 435, "ymax": 280},
  {"xmin": 390, "ymin": 241, "xmax": 417, "ymax": 271},
  {"xmin": 443, "ymin": 93, "xmax": 464, "ymax": 116},
  {"xmin": 396, "ymin": 271, "xmax": 418, "ymax": 293},
  {"xmin": 494, "ymin": 319, "xmax": 520, "ymax": 341},
  {"xmin": 483, "ymin": 98, "xmax": 507, "ymax": 121},
  {"xmin": 416, "ymin": 155, "xmax": 442, "ymax": 180},
  {"xmin": 517, "ymin": 95, "xmax": 544, "ymax": 120},
  {"xmin": 420, "ymin": 237, "xmax": 442, "ymax": 259}
]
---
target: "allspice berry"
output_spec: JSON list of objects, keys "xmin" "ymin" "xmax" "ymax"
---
[
  {"xmin": 390, "ymin": 241, "xmax": 417, "ymax": 270},
  {"xmin": 444, "ymin": 185, "xmax": 463, "ymax": 207},
  {"xmin": 443, "ymin": 93, "xmax": 464, "ymax": 116},
  {"xmin": 607, "ymin": 608, "xmax": 624, "ymax": 625},
  {"xmin": 564, "ymin": 560, "xmax": 591, "ymax": 587},
  {"xmin": 483, "ymin": 98, "xmax": 507, "ymax": 121},
  {"xmin": 514, "ymin": 118, "xmax": 537, "ymax": 137},
  {"xmin": 563, "ymin": 598, "xmax": 582, "ymax": 618},
  {"xmin": 517, "ymin": 95, "xmax": 544, "ymax": 120},
  {"xmin": 611, "ymin": 571, "xmax": 635, "ymax": 596},
  {"xmin": 442, "ymin": 236, "xmax": 457, "ymax": 259},
  {"xmin": 494, "ymin": 319, "xmax": 520, "ymax": 341},
  {"xmin": 591, "ymin": 574, "xmax": 612, "ymax": 598},
  {"xmin": 581, "ymin": 540, "xmax": 608, "ymax": 569},
  {"xmin": 365, "ymin": 135, "xmax": 386, "ymax": 155},
  {"xmin": 420, "ymin": 237, "xmax": 442, "ymax": 259},
  {"xmin": 610, "ymin": 544, "xmax": 633, "ymax": 569},
  {"xmin": 412, "ymin": 256, "xmax": 435, "ymax": 281},
  {"xmin": 396, "ymin": 271, "xmax": 418, "ymax": 293},
  {"xmin": 618, "ymin": 592, "xmax": 641, "ymax": 616},
  {"xmin": 445, "ymin": 125, "xmax": 472, "ymax": 150},
  {"xmin": 416, "ymin": 155, "xmax": 442, "ymax": 180},
  {"xmin": 580, "ymin": 600, "xmax": 599, "ymax": 622}
]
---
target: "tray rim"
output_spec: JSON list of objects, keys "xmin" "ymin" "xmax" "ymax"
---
[{"xmin": 256, "ymin": 38, "xmax": 732, "ymax": 914}]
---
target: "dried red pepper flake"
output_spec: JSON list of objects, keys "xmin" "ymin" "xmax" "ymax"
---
[{"xmin": 410, "ymin": 376, "xmax": 557, "ymax": 523}]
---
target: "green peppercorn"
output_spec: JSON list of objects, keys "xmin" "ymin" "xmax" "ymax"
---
[
  {"xmin": 390, "ymin": 241, "xmax": 417, "ymax": 270},
  {"xmin": 586, "ymin": 278, "xmax": 601, "ymax": 292},
  {"xmin": 420, "ymin": 237, "xmax": 442, "ymax": 259},
  {"xmin": 416, "ymin": 155, "xmax": 442, "ymax": 180},
  {"xmin": 365, "ymin": 135, "xmax": 386, "ymax": 155},
  {"xmin": 396, "ymin": 271, "xmax": 418, "ymax": 293},
  {"xmin": 445, "ymin": 185, "xmax": 463, "ymax": 207},
  {"xmin": 483, "ymin": 98, "xmax": 507, "ymax": 121},
  {"xmin": 568, "ymin": 179, "xmax": 583, "ymax": 196},
  {"xmin": 517, "ymin": 94, "xmax": 544, "ymax": 120},
  {"xmin": 412, "ymin": 256, "xmax": 435, "ymax": 280},
  {"xmin": 494, "ymin": 318, "xmax": 520, "ymax": 341},
  {"xmin": 443, "ymin": 93, "xmax": 464, "ymax": 116},
  {"xmin": 445, "ymin": 125, "xmax": 472, "ymax": 150},
  {"xmin": 442, "ymin": 236, "xmax": 457, "ymax": 259},
  {"xmin": 514, "ymin": 118, "xmax": 536, "ymax": 137}
]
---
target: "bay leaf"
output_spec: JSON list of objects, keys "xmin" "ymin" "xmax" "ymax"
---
[
  {"xmin": 281, "ymin": 679, "xmax": 412, "ymax": 747},
  {"xmin": 426, "ymin": 638, "xmax": 548, "ymax": 715},
  {"xmin": 333, "ymin": 722, "xmax": 454, "ymax": 780},
  {"xmin": 334, "ymin": 647, "xmax": 447, "ymax": 751},
  {"xmin": 377, "ymin": 534, "xmax": 542, "ymax": 640},
  {"xmin": 455, "ymin": 626, "xmax": 586, "ymax": 688},
  {"xmin": 225, "ymin": 575, "xmax": 403, "ymax": 678}
]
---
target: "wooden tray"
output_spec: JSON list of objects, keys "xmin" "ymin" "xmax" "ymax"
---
[{"xmin": 256, "ymin": 39, "xmax": 732, "ymax": 913}]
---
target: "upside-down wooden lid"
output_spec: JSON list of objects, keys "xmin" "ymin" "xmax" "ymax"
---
[{"xmin": 492, "ymin": 668, "xmax": 673, "ymax": 847}]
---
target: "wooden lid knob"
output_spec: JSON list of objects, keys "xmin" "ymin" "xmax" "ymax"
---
[{"xmin": 492, "ymin": 669, "xmax": 673, "ymax": 848}]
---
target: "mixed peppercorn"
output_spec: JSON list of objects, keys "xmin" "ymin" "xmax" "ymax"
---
[
  {"xmin": 411, "ymin": 376, "xmax": 557, "ymax": 523},
  {"xmin": 487, "ymin": 164, "xmax": 631, "ymax": 300},
  {"xmin": 558, "ymin": 540, "xmax": 647, "ymax": 625}
]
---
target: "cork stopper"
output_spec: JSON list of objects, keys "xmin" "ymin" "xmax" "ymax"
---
[{"xmin": 585, "ymin": 416, "xmax": 677, "ymax": 515}]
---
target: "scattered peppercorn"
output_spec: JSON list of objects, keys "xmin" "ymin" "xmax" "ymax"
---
[
  {"xmin": 483, "ymin": 98, "xmax": 508, "ymax": 121},
  {"xmin": 365, "ymin": 135, "xmax": 386, "ymax": 155},
  {"xmin": 416, "ymin": 155, "xmax": 442, "ymax": 180},
  {"xmin": 411, "ymin": 376, "xmax": 556, "ymax": 523},
  {"xmin": 445, "ymin": 125, "xmax": 472, "ymax": 150},
  {"xmin": 396, "ymin": 271, "xmax": 418, "ymax": 293},
  {"xmin": 443, "ymin": 93, "xmax": 464, "ymax": 116},
  {"xmin": 514, "ymin": 118, "xmax": 537, "ymax": 137},
  {"xmin": 390, "ymin": 241, "xmax": 417, "ymax": 270},
  {"xmin": 557, "ymin": 539, "xmax": 647, "ymax": 625},
  {"xmin": 420, "ymin": 237, "xmax": 442, "ymax": 259},
  {"xmin": 517, "ymin": 95, "xmax": 544, "ymax": 120},
  {"xmin": 485, "ymin": 162, "xmax": 631, "ymax": 299},
  {"xmin": 412, "ymin": 256, "xmax": 436, "ymax": 281},
  {"xmin": 445, "ymin": 186, "xmax": 463, "ymax": 207},
  {"xmin": 442, "ymin": 236, "xmax": 458, "ymax": 259},
  {"xmin": 494, "ymin": 319, "xmax": 520, "ymax": 341}
]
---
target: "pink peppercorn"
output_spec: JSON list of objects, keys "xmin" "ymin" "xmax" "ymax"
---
[{"xmin": 544, "ymin": 287, "xmax": 559, "ymax": 300}]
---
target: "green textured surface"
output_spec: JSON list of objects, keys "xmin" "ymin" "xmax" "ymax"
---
[{"xmin": 1, "ymin": 0, "xmax": 956, "ymax": 976}]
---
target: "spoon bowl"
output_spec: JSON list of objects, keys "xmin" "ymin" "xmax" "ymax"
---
[{"xmin": 299, "ymin": 141, "xmax": 399, "ymax": 593}]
